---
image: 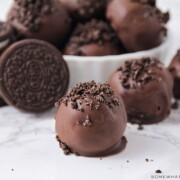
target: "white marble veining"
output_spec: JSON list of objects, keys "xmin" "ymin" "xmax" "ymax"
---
[
  {"xmin": 0, "ymin": 0, "xmax": 180, "ymax": 180},
  {"xmin": 0, "ymin": 106, "xmax": 180, "ymax": 180}
]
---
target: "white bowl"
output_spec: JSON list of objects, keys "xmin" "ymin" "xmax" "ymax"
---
[{"xmin": 64, "ymin": 31, "xmax": 173, "ymax": 87}]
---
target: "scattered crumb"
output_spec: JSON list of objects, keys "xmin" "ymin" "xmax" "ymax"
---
[
  {"xmin": 138, "ymin": 124, "xmax": 144, "ymax": 130},
  {"xmin": 100, "ymin": 158, "xmax": 102, "ymax": 160},
  {"xmin": 171, "ymin": 101, "xmax": 179, "ymax": 110},
  {"xmin": 155, "ymin": 170, "xmax": 162, "ymax": 174},
  {"xmin": 146, "ymin": 158, "xmax": 154, "ymax": 162},
  {"xmin": 127, "ymin": 160, "xmax": 129, "ymax": 163},
  {"xmin": 11, "ymin": 169, "xmax": 14, "ymax": 171}
]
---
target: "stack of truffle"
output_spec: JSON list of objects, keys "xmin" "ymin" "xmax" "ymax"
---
[{"xmin": 4, "ymin": 0, "xmax": 170, "ymax": 57}]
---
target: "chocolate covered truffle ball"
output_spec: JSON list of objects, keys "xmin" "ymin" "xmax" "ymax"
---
[
  {"xmin": 59, "ymin": 0, "xmax": 106, "ymax": 21},
  {"xmin": 64, "ymin": 20, "xmax": 125, "ymax": 56},
  {"xmin": 55, "ymin": 81, "xmax": 127, "ymax": 157},
  {"xmin": 109, "ymin": 58, "xmax": 173, "ymax": 125},
  {"xmin": 8, "ymin": 0, "xmax": 71, "ymax": 46},
  {"xmin": 169, "ymin": 50, "xmax": 180, "ymax": 99},
  {"xmin": 106, "ymin": 0, "xmax": 169, "ymax": 52}
]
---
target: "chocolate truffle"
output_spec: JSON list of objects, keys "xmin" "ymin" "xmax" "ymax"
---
[
  {"xmin": 106, "ymin": 0, "xmax": 169, "ymax": 52},
  {"xmin": 0, "ymin": 39, "xmax": 69, "ymax": 113},
  {"xmin": 0, "ymin": 22, "xmax": 14, "ymax": 53},
  {"xmin": 64, "ymin": 20, "xmax": 125, "ymax": 56},
  {"xmin": 59, "ymin": 0, "xmax": 106, "ymax": 21},
  {"xmin": 55, "ymin": 81, "xmax": 127, "ymax": 157},
  {"xmin": 8, "ymin": 0, "xmax": 71, "ymax": 46},
  {"xmin": 169, "ymin": 49, "xmax": 180, "ymax": 99},
  {"xmin": 109, "ymin": 58, "xmax": 173, "ymax": 124}
]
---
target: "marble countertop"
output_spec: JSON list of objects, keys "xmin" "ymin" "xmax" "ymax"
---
[
  {"xmin": 0, "ymin": 107, "xmax": 180, "ymax": 180},
  {"xmin": 0, "ymin": 0, "xmax": 180, "ymax": 180}
]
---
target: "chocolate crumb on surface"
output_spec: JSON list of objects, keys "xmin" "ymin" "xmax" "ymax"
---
[
  {"xmin": 138, "ymin": 124, "xmax": 144, "ymax": 131},
  {"xmin": 56, "ymin": 81, "xmax": 120, "ymax": 111},
  {"xmin": 156, "ymin": 169, "xmax": 162, "ymax": 174},
  {"xmin": 168, "ymin": 49, "xmax": 180, "ymax": 99},
  {"xmin": 56, "ymin": 136, "xmax": 72, "ymax": 155},
  {"xmin": 117, "ymin": 58, "xmax": 162, "ymax": 90}
]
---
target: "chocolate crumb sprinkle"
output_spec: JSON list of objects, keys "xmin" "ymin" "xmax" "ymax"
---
[
  {"xmin": 156, "ymin": 170, "xmax": 162, "ymax": 174},
  {"xmin": 117, "ymin": 58, "xmax": 162, "ymax": 89},
  {"xmin": 56, "ymin": 81, "xmax": 120, "ymax": 111},
  {"xmin": 10, "ymin": 0, "xmax": 54, "ymax": 32},
  {"xmin": 56, "ymin": 136, "xmax": 72, "ymax": 155},
  {"xmin": 65, "ymin": 20, "xmax": 121, "ymax": 56},
  {"xmin": 79, "ymin": 115, "xmax": 92, "ymax": 127}
]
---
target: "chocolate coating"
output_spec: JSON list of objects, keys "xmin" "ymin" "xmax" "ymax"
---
[
  {"xmin": 55, "ymin": 81, "xmax": 127, "ymax": 157},
  {"xmin": 106, "ymin": 0, "xmax": 169, "ymax": 52},
  {"xmin": 0, "ymin": 39, "xmax": 69, "ymax": 113},
  {"xmin": 59, "ymin": 0, "xmax": 106, "ymax": 21},
  {"xmin": 169, "ymin": 50, "xmax": 180, "ymax": 99},
  {"xmin": 109, "ymin": 58, "xmax": 173, "ymax": 124},
  {"xmin": 8, "ymin": 0, "xmax": 71, "ymax": 46},
  {"xmin": 64, "ymin": 20, "xmax": 125, "ymax": 56}
]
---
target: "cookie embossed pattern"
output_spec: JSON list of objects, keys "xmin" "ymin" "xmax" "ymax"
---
[{"xmin": 0, "ymin": 39, "xmax": 69, "ymax": 113}]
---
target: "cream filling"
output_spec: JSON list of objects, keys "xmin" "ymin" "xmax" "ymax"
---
[{"xmin": 0, "ymin": 39, "xmax": 10, "ymax": 50}]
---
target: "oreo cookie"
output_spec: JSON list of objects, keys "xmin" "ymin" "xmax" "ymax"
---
[
  {"xmin": 0, "ymin": 22, "xmax": 14, "ymax": 53},
  {"xmin": 0, "ymin": 96, "xmax": 7, "ymax": 107},
  {"xmin": 0, "ymin": 39, "xmax": 69, "ymax": 113}
]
